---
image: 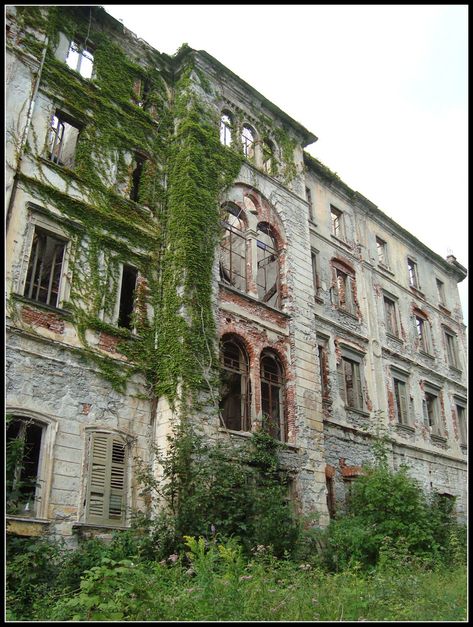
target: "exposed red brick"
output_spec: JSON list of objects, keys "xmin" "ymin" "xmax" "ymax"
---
[
  {"xmin": 325, "ymin": 464, "xmax": 336, "ymax": 479},
  {"xmin": 339, "ymin": 457, "xmax": 363, "ymax": 478},
  {"xmin": 21, "ymin": 306, "xmax": 65, "ymax": 334},
  {"xmin": 98, "ymin": 332, "xmax": 119, "ymax": 353}
]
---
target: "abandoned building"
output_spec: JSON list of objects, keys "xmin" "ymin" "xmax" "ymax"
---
[{"xmin": 6, "ymin": 5, "xmax": 468, "ymax": 543}]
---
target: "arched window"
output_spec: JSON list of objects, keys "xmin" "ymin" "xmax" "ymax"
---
[
  {"xmin": 219, "ymin": 204, "xmax": 246, "ymax": 292},
  {"xmin": 260, "ymin": 351, "xmax": 285, "ymax": 441},
  {"xmin": 262, "ymin": 139, "xmax": 275, "ymax": 175},
  {"xmin": 256, "ymin": 223, "xmax": 279, "ymax": 308},
  {"xmin": 220, "ymin": 338, "xmax": 251, "ymax": 432},
  {"xmin": 220, "ymin": 112, "xmax": 233, "ymax": 147},
  {"xmin": 241, "ymin": 124, "xmax": 255, "ymax": 161}
]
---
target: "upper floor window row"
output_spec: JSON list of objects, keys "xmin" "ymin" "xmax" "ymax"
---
[{"xmin": 219, "ymin": 112, "xmax": 277, "ymax": 175}]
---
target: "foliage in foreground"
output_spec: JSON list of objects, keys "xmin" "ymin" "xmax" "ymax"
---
[{"xmin": 6, "ymin": 535, "xmax": 467, "ymax": 622}]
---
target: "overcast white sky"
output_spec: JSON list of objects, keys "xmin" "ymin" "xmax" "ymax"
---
[{"xmin": 103, "ymin": 4, "xmax": 468, "ymax": 322}]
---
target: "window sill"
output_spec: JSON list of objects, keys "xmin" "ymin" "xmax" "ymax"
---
[
  {"xmin": 386, "ymin": 331, "xmax": 403, "ymax": 343},
  {"xmin": 314, "ymin": 295, "xmax": 324, "ymax": 304},
  {"xmin": 13, "ymin": 293, "xmax": 73, "ymax": 317},
  {"xmin": 419, "ymin": 350, "xmax": 435, "ymax": 360},
  {"xmin": 344, "ymin": 406, "xmax": 370, "ymax": 418},
  {"xmin": 6, "ymin": 515, "xmax": 50, "ymax": 537},
  {"xmin": 439, "ymin": 304, "xmax": 452, "ymax": 316},
  {"xmin": 409, "ymin": 286, "xmax": 425, "ymax": 298},
  {"xmin": 330, "ymin": 234, "xmax": 352, "ymax": 250},
  {"xmin": 308, "ymin": 219, "xmax": 318, "ymax": 229},
  {"xmin": 219, "ymin": 282, "xmax": 290, "ymax": 318},
  {"xmin": 448, "ymin": 365, "xmax": 462, "ymax": 375},
  {"xmin": 378, "ymin": 263, "xmax": 395, "ymax": 277},
  {"xmin": 72, "ymin": 521, "xmax": 130, "ymax": 533},
  {"xmin": 218, "ymin": 427, "xmax": 298, "ymax": 450},
  {"xmin": 430, "ymin": 433, "xmax": 447, "ymax": 445},
  {"xmin": 336, "ymin": 307, "xmax": 359, "ymax": 321},
  {"xmin": 460, "ymin": 444, "xmax": 467, "ymax": 454},
  {"xmin": 395, "ymin": 423, "xmax": 415, "ymax": 433}
]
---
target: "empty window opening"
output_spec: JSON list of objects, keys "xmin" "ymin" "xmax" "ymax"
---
[
  {"xmin": 262, "ymin": 139, "xmax": 275, "ymax": 174},
  {"xmin": 306, "ymin": 187, "xmax": 314, "ymax": 221},
  {"xmin": 257, "ymin": 224, "xmax": 279, "ymax": 308},
  {"xmin": 326, "ymin": 475, "xmax": 336, "ymax": 519},
  {"xmin": 317, "ymin": 341, "xmax": 330, "ymax": 400},
  {"xmin": 424, "ymin": 391, "xmax": 441, "ymax": 435},
  {"xmin": 261, "ymin": 352, "xmax": 285, "ymax": 441},
  {"xmin": 118, "ymin": 265, "xmax": 138, "ymax": 329},
  {"xmin": 407, "ymin": 258, "xmax": 419, "ymax": 289},
  {"xmin": 130, "ymin": 155, "xmax": 146, "ymax": 203},
  {"xmin": 311, "ymin": 250, "xmax": 321, "ymax": 298},
  {"xmin": 338, "ymin": 357, "xmax": 364, "ymax": 410},
  {"xmin": 445, "ymin": 331, "xmax": 460, "ymax": 369},
  {"xmin": 241, "ymin": 124, "xmax": 255, "ymax": 160},
  {"xmin": 376, "ymin": 237, "xmax": 388, "ymax": 266},
  {"xmin": 219, "ymin": 205, "xmax": 246, "ymax": 292},
  {"xmin": 393, "ymin": 378, "xmax": 409, "ymax": 425},
  {"xmin": 49, "ymin": 113, "xmax": 80, "ymax": 168},
  {"xmin": 415, "ymin": 315, "xmax": 432, "ymax": 354},
  {"xmin": 333, "ymin": 268, "xmax": 354, "ymax": 313},
  {"xmin": 384, "ymin": 296, "xmax": 398, "ymax": 336},
  {"xmin": 220, "ymin": 112, "xmax": 233, "ymax": 146},
  {"xmin": 219, "ymin": 339, "xmax": 250, "ymax": 432},
  {"xmin": 331, "ymin": 206, "xmax": 344, "ymax": 239},
  {"xmin": 66, "ymin": 40, "xmax": 94, "ymax": 78},
  {"xmin": 6, "ymin": 417, "xmax": 44, "ymax": 516},
  {"xmin": 133, "ymin": 77, "xmax": 151, "ymax": 107},
  {"xmin": 24, "ymin": 227, "xmax": 66, "ymax": 308},
  {"xmin": 436, "ymin": 279, "xmax": 446, "ymax": 305},
  {"xmin": 86, "ymin": 432, "xmax": 127, "ymax": 525},
  {"xmin": 456, "ymin": 404, "xmax": 467, "ymax": 445}
]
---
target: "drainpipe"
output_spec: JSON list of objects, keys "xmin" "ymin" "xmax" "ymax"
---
[{"xmin": 6, "ymin": 33, "xmax": 49, "ymax": 232}]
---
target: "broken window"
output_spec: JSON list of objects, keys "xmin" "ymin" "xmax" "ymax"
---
[
  {"xmin": 415, "ymin": 314, "xmax": 432, "ymax": 354},
  {"xmin": 85, "ymin": 431, "xmax": 127, "ymax": 526},
  {"xmin": 317, "ymin": 338, "xmax": 330, "ymax": 400},
  {"xmin": 262, "ymin": 139, "xmax": 275, "ymax": 175},
  {"xmin": 24, "ymin": 226, "xmax": 67, "ymax": 308},
  {"xmin": 376, "ymin": 236, "xmax": 388, "ymax": 266},
  {"xmin": 220, "ymin": 112, "xmax": 233, "ymax": 147},
  {"xmin": 65, "ymin": 40, "xmax": 94, "ymax": 78},
  {"xmin": 219, "ymin": 338, "xmax": 250, "ymax": 432},
  {"xmin": 333, "ymin": 267, "xmax": 355, "ymax": 313},
  {"xmin": 130, "ymin": 154, "xmax": 146, "ymax": 203},
  {"xmin": 241, "ymin": 124, "xmax": 255, "ymax": 161},
  {"xmin": 219, "ymin": 205, "xmax": 247, "ymax": 292},
  {"xmin": 48, "ymin": 112, "xmax": 80, "ymax": 168},
  {"xmin": 407, "ymin": 258, "xmax": 420, "ymax": 289},
  {"xmin": 338, "ymin": 353, "xmax": 364, "ymax": 411},
  {"xmin": 456, "ymin": 402, "xmax": 467, "ymax": 446},
  {"xmin": 256, "ymin": 223, "xmax": 279, "ymax": 308},
  {"xmin": 311, "ymin": 249, "xmax": 321, "ymax": 299},
  {"xmin": 331, "ymin": 206, "xmax": 344, "ymax": 239},
  {"xmin": 261, "ymin": 351, "xmax": 285, "ymax": 441},
  {"xmin": 306, "ymin": 186, "xmax": 314, "ymax": 221},
  {"xmin": 436, "ymin": 278, "xmax": 446, "ymax": 306},
  {"xmin": 6, "ymin": 416, "xmax": 45, "ymax": 516},
  {"xmin": 383, "ymin": 295, "xmax": 399, "ymax": 336},
  {"xmin": 132, "ymin": 77, "xmax": 150, "ymax": 107},
  {"xmin": 423, "ymin": 389, "xmax": 442, "ymax": 436},
  {"xmin": 326, "ymin": 474, "xmax": 336, "ymax": 519},
  {"xmin": 444, "ymin": 329, "xmax": 460, "ymax": 369},
  {"xmin": 117, "ymin": 265, "xmax": 138, "ymax": 329},
  {"xmin": 393, "ymin": 377, "xmax": 409, "ymax": 425}
]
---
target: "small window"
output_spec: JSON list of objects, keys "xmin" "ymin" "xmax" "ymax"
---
[
  {"xmin": 220, "ymin": 112, "xmax": 233, "ymax": 147},
  {"xmin": 130, "ymin": 154, "xmax": 146, "ymax": 203},
  {"xmin": 256, "ymin": 223, "xmax": 280, "ymax": 308},
  {"xmin": 326, "ymin": 474, "xmax": 336, "ymax": 519},
  {"xmin": 407, "ymin": 258, "xmax": 420, "ymax": 289},
  {"xmin": 415, "ymin": 314, "xmax": 432, "ymax": 354},
  {"xmin": 331, "ymin": 206, "xmax": 344, "ymax": 239},
  {"xmin": 219, "ymin": 205, "xmax": 247, "ymax": 292},
  {"xmin": 383, "ymin": 296, "xmax": 399, "ymax": 337},
  {"xmin": 317, "ymin": 339, "xmax": 330, "ymax": 400},
  {"xmin": 393, "ymin": 377, "xmax": 409, "ymax": 425},
  {"xmin": 219, "ymin": 338, "xmax": 251, "ymax": 432},
  {"xmin": 117, "ymin": 265, "xmax": 138, "ymax": 329},
  {"xmin": 456, "ymin": 403, "xmax": 467, "ymax": 446},
  {"xmin": 261, "ymin": 351, "xmax": 285, "ymax": 441},
  {"xmin": 333, "ymin": 267, "xmax": 355, "ymax": 314},
  {"xmin": 85, "ymin": 432, "xmax": 127, "ymax": 525},
  {"xmin": 423, "ymin": 390, "xmax": 442, "ymax": 436},
  {"xmin": 306, "ymin": 187, "xmax": 314, "ymax": 221},
  {"xmin": 65, "ymin": 40, "xmax": 94, "ymax": 78},
  {"xmin": 262, "ymin": 139, "xmax": 275, "ymax": 175},
  {"xmin": 311, "ymin": 250, "xmax": 321, "ymax": 299},
  {"xmin": 132, "ymin": 77, "xmax": 150, "ymax": 108},
  {"xmin": 24, "ymin": 226, "xmax": 67, "ymax": 308},
  {"xmin": 48, "ymin": 112, "xmax": 80, "ymax": 168},
  {"xmin": 6, "ymin": 417, "xmax": 46, "ymax": 516},
  {"xmin": 376, "ymin": 237, "xmax": 388, "ymax": 266},
  {"xmin": 444, "ymin": 330, "xmax": 460, "ymax": 369},
  {"xmin": 338, "ymin": 352, "xmax": 364, "ymax": 411},
  {"xmin": 241, "ymin": 124, "xmax": 255, "ymax": 161},
  {"xmin": 436, "ymin": 279, "xmax": 446, "ymax": 306}
]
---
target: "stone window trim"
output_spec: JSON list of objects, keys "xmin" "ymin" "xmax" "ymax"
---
[
  {"xmin": 442, "ymin": 325, "xmax": 461, "ymax": 371},
  {"xmin": 311, "ymin": 248, "xmax": 323, "ymax": 302},
  {"xmin": 337, "ymin": 344, "xmax": 367, "ymax": 412},
  {"xmin": 81, "ymin": 428, "xmax": 134, "ymax": 528},
  {"xmin": 390, "ymin": 366, "xmax": 411, "ymax": 427},
  {"xmin": 330, "ymin": 205, "xmax": 345, "ymax": 240},
  {"xmin": 375, "ymin": 235, "xmax": 390, "ymax": 268},
  {"xmin": 453, "ymin": 396, "xmax": 467, "ymax": 448},
  {"xmin": 422, "ymin": 382, "xmax": 444, "ymax": 438},
  {"xmin": 219, "ymin": 335, "xmax": 251, "ymax": 433},
  {"xmin": 6, "ymin": 407, "xmax": 58, "ymax": 521},
  {"xmin": 260, "ymin": 348, "xmax": 287, "ymax": 442},
  {"xmin": 383, "ymin": 292, "xmax": 400, "ymax": 339},
  {"xmin": 407, "ymin": 256, "xmax": 423, "ymax": 293},
  {"xmin": 413, "ymin": 308, "xmax": 433, "ymax": 356},
  {"xmin": 330, "ymin": 258, "xmax": 358, "ymax": 316},
  {"xmin": 18, "ymin": 211, "xmax": 72, "ymax": 310}
]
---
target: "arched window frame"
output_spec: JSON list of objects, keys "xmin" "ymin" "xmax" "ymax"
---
[
  {"xmin": 241, "ymin": 123, "xmax": 256, "ymax": 161},
  {"xmin": 256, "ymin": 222, "xmax": 280, "ymax": 308},
  {"xmin": 220, "ymin": 111, "xmax": 233, "ymax": 147},
  {"xmin": 262, "ymin": 138, "xmax": 276, "ymax": 175},
  {"xmin": 219, "ymin": 204, "xmax": 247, "ymax": 293},
  {"xmin": 260, "ymin": 350, "xmax": 286, "ymax": 441},
  {"xmin": 219, "ymin": 337, "xmax": 251, "ymax": 432}
]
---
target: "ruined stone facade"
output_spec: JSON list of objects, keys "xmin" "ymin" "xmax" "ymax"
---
[{"xmin": 6, "ymin": 6, "xmax": 467, "ymax": 543}]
